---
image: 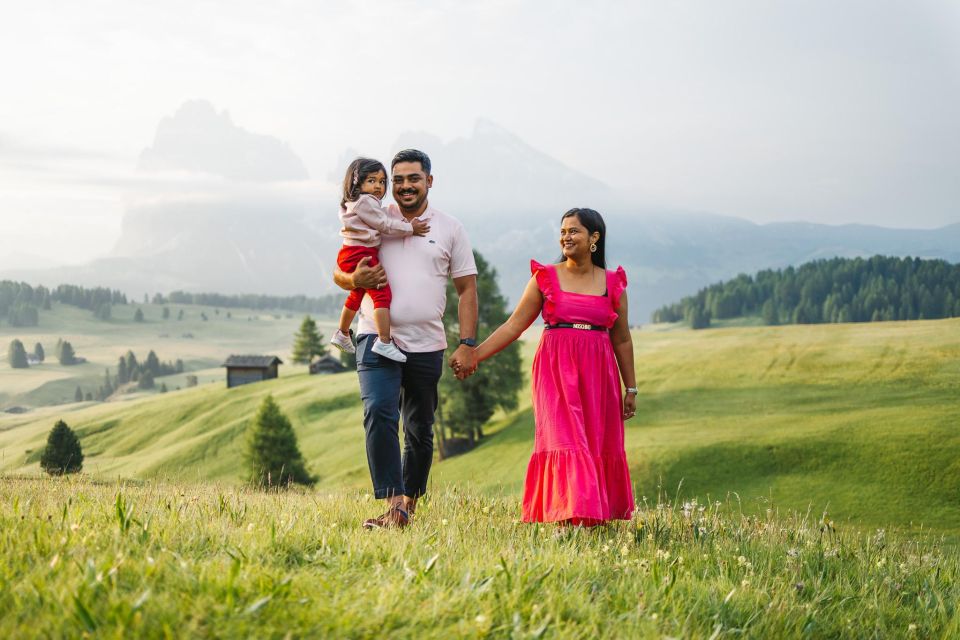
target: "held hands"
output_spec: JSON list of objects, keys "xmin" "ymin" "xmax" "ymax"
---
[
  {"xmin": 448, "ymin": 345, "xmax": 478, "ymax": 380},
  {"xmin": 411, "ymin": 218, "xmax": 431, "ymax": 237},
  {"xmin": 351, "ymin": 256, "xmax": 388, "ymax": 290}
]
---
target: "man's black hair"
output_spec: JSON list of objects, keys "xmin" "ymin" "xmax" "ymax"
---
[{"xmin": 391, "ymin": 149, "xmax": 431, "ymax": 175}]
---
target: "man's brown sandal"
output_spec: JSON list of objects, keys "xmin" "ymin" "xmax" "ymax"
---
[{"xmin": 362, "ymin": 505, "xmax": 409, "ymax": 530}]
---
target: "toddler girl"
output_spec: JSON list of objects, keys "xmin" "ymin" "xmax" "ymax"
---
[{"xmin": 330, "ymin": 157, "xmax": 429, "ymax": 362}]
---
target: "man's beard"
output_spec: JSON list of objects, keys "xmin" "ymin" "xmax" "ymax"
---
[{"xmin": 396, "ymin": 190, "xmax": 423, "ymax": 212}]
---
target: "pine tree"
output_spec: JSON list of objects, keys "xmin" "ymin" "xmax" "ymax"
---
[
  {"xmin": 8, "ymin": 339, "xmax": 29, "ymax": 368},
  {"xmin": 437, "ymin": 251, "xmax": 523, "ymax": 453},
  {"xmin": 58, "ymin": 341, "xmax": 76, "ymax": 365},
  {"xmin": 291, "ymin": 315, "xmax": 326, "ymax": 364},
  {"xmin": 34, "ymin": 342, "xmax": 45, "ymax": 363},
  {"xmin": 117, "ymin": 357, "xmax": 128, "ymax": 384},
  {"xmin": 134, "ymin": 308, "xmax": 144, "ymax": 322},
  {"xmin": 162, "ymin": 307, "xmax": 170, "ymax": 320},
  {"xmin": 74, "ymin": 386, "xmax": 83, "ymax": 402},
  {"xmin": 145, "ymin": 350, "xmax": 160, "ymax": 375},
  {"xmin": 40, "ymin": 420, "xmax": 84, "ymax": 475},
  {"xmin": 137, "ymin": 371, "xmax": 152, "ymax": 388},
  {"xmin": 245, "ymin": 395, "xmax": 315, "ymax": 487}
]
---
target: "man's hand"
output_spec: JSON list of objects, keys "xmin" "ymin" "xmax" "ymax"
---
[
  {"xmin": 449, "ymin": 345, "xmax": 478, "ymax": 380},
  {"xmin": 411, "ymin": 218, "xmax": 431, "ymax": 237},
  {"xmin": 350, "ymin": 256, "xmax": 387, "ymax": 290}
]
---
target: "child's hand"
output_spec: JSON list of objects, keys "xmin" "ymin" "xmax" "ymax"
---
[{"xmin": 411, "ymin": 218, "xmax": 431, "ymax": 236}]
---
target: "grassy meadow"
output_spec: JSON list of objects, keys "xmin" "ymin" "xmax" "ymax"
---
[
  {"xmin": 2, "ymin": 316, "xmax": 959, "ymax": 540},
  {"xmin": 0, "ymin": 301, "xmax": 344, "ymax": 408},
  {"xmin": 2, "ymin": 314, "xmax": 960, "ymax": 636},
  {"xmin": 1, "ymin": 478, "xmax": 957, "ymax": 638}
]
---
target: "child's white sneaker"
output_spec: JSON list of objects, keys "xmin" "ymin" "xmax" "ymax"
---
[
  {"xmin": 330, "ymin": 330, "xmax": 356, "ymax": 354},
  {"xmin": 372, "ymin": 338, "xmax": 407, "ymax": 363}
]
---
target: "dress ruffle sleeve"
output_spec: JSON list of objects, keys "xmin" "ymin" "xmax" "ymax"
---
[
  {"xmin": 530, "ymin": 259, "xmax": 556, "ymax": 322},
  {"xmin": 610, "ymin": 266, "xmax": 628, "ymax": 310},
  {"xmin": 530, "ymin": 259, "xmax": 552, "ymax": 294}
]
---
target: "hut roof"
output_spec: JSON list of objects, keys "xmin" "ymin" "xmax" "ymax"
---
[{"xmin": 222, "ymin": 355, "xmax": 283, "ymax": 368}]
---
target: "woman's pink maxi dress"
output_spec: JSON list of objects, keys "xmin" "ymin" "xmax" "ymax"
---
[{"xmin": 522, "ymin": 260, "xmax": 635, "ymax": 524}]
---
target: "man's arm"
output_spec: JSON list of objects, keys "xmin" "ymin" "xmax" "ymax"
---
[
  {"xmin": 450, "ymin": 273, "xmax": 478, "ymax": 379},
  {"xmin": 332, "ymin": 256, "xmax": 387, "ymax": 291}
]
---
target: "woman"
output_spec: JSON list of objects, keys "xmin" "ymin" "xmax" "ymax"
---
[{"xmin": 455, "ymin": 208, "xmax": 636, "ymax": 525}]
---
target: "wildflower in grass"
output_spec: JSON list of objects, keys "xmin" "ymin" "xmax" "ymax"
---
[
  {"xmin": 908, "ymin": 624, "xmax": 917, "ymax": 633},
  {"xmin": 655, "ymin": 549, "xmax": 670, "ymax": 561},
  {"xmin": 441, "ymin": 518, "xmax": 449, "ymax": 526},
  {"xmin": 786, "ymin": 548, "xmax": 800, "ymax": 558}
]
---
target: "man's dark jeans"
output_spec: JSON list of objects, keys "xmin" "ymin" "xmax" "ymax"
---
[{"xmin": 356, "ymin": 333, "xmax": 444, "ymax": 500}]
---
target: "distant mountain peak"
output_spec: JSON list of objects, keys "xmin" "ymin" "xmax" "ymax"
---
[{"xmin": 137, "ymin": 100, "xmax": 308, "ymax": 182}]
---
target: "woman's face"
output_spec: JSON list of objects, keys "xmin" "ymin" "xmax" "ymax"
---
[{"xmin": 559, "ymin": 215, "xmax": 599, "ymax": 260}]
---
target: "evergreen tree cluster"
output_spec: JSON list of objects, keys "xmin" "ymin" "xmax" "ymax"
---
[
  {"xmin": 114, "ymin": 350, "xmax": 184, "ymax": 390},
  {"xmin": 6, "ymin": 340, "xmax": 49, "ymax": 369},
  {"xmin": 437, "ymin": 251, "xmax": 523, "ymax": 453},
  {"xmin": 52, "ymin": 284, "xmax": 127, "ymax": 317},
  {"xmin": 653, "ymin": 256, "xmax": 960, "ymax": 328},
  {"xmin": 52, "ymin": 338, "xmax": 79, "ymax": 365},
  {"xmin": 0, "ymin": 281, "xmax": 49, "ymax": 327},
  {"xmin": 163, "ymin": 291, "xmax": 343, "ymax": 315}
]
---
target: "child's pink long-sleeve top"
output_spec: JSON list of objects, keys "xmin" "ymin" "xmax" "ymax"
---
[{"xmin": 339, "ymin": 194, "xmax": 414, "ymax": 247}]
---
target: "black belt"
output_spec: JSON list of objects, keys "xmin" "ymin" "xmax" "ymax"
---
[{"xmin": 544, "ymin": 323, "xmax": 607, "ymax": 331}]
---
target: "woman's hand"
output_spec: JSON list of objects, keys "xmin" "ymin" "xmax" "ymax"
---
[
  {"xmin": 411, "ymin": 218, "xmax": 431, "ymax": 236},
  {"xmin": 623, "ymin": 392, "xmax": 637, "ymax": 420}
]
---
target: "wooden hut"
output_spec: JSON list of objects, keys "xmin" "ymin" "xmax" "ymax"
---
[
  {"xmin": 309, "ymin": 354, "xmax": 347, "ymax": 375},
  {"xmin": 222, "ymin": 355, "xmax": 282, "ymax": 388}
]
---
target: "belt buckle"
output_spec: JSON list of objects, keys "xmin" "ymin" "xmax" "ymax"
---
[{"xmin": 572, "ymin": 323, "xmax": 590, "ymax": 330}]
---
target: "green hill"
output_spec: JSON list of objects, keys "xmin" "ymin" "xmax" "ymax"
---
[
  {"xmin": 0, "ymin": 300, "xmax": 342, "ymax": 407},
  {"xmin": 2, "ymin": 318, "xmax": 959, "ymax": 538}
]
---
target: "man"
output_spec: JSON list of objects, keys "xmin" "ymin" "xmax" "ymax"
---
[{"xmin": 334, "ymin": 148, "xmax": 478, "ymax": 528}]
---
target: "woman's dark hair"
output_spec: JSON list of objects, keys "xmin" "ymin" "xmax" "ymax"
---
[
  {"xmin": 341, "ymin": 157, "xmax": 388, "ymax": 207},
  {"xmin": 557, "ymin": 207, "xmax": 606, "ymax": 269}
]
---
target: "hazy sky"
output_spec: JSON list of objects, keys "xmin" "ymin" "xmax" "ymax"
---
[{"xmin": 1, "ymin": 0, "xmax": 958, "ymax": 266}]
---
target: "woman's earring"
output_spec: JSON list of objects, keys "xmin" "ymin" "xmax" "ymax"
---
[{"xmin": 590, "ymin": 243, "xmax": 597, "ymax": 253}]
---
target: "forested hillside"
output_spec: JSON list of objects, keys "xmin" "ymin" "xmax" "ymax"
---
[{"xmin": 653, "ymin": 255, "xmax": 960, "ymax": 328}]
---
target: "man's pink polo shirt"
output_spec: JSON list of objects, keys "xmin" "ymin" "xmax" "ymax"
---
[{"xmin": 356, "ymin": 203, "xmax": 477, "ymax": 353}]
